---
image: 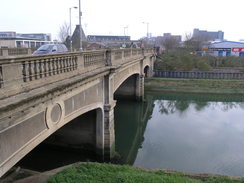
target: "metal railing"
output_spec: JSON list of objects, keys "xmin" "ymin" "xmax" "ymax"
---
[{"xmin": 154, "ymin": 70, "xmax": 244, "ymax": 79}]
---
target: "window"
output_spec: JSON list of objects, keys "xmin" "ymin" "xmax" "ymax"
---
[
  {"xmin": 218, "ymin": 51, "xmax": 223, "ymax": 56},
  {"xmin": 52, "ymin": 45, "xmax": 57, "ymax": 52},
  {"xmin": 226, "ymin": 51, "xmax": 231, "ymax": 56},
  {"xmin": 239, "ymin": 52, "xmax": 244, "ymax": 57}
]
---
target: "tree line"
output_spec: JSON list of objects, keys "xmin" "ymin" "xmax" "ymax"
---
[{"xmin": 156, "ymin": 34, "xmax": 244, "ymax": 72}]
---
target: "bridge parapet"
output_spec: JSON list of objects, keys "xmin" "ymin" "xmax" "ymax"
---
[
  {"xmin": 110, "ymin": 48, "xmax": 152, "ymax": 66},
  {"xmin": 0, "ymin": 48, "xmax": 154, "ymax": 99}
]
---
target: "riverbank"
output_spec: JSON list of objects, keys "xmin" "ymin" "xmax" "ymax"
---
[
  {"xmin": 42, "ymin": 162, "xmax": 243, "ymax": 183},
  {"xmin": 145, "ymin": 78, "xmax": 244, "ymax": 94}
]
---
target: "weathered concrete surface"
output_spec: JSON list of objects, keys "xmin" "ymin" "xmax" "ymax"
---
[{"xmin": 0, "ymin": 49, "xmax": 155, "ymax": 177}]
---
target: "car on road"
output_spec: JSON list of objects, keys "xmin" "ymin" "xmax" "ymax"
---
[{"xmin": 32, "ymin": 44, "xmax": 68, "ymax": 55}]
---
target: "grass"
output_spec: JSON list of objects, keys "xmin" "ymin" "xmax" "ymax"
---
[
  {"xmin": 145, "ymin": 78, "xmax": 244, "ymax": 94},
  {"xmin": 45, "ymin": 163, "xmax": 244, "ymax": 183}
]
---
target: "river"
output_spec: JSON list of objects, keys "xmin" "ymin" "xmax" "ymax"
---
[
  {"xmin": 17, "ymin": 92, "xmax": 244, "ymax": 177},
  {"xmin": 115, "ymin": 92, "xmax": 244, "ymax": 177}
]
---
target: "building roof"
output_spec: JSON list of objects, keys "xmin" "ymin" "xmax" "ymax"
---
[
  {"xmin": 87, "ymin": 35, "xmax": 130, "ymax": 41},
  {"xmin": 0, "ymin": 37, "xmax": 41, "ymax": 41},
  {"xmin": 211, "ymin": 40, "xmax": 244, "ymax": 45}
]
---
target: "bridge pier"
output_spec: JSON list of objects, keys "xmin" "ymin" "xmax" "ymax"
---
[
  {"xmin": 104, "ymin": 102, "xmax": 116, "ymax": 161},
  {"xmin": 103, "ymin": 72, "xmax": 117, "ymax": 160},
  {"xmin": 136, "ymin": 74, "xmax": 144, "ymax": 101}
]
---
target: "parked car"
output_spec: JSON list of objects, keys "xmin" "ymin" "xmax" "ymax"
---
[{"xmin": 32, "ymin": 44, "xmax": 68, "ymax": 55}]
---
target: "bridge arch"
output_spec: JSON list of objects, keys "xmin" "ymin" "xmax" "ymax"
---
[
  {"xmin": 143, "ymin": 65, "xmax": 150, "ymax": 78},
  {"xmin": 114, "ymin": 72, "xmax": 142, "ymax": 100},
  {"xmin": 113, "ymin": 69, "xmax": 141, "ymax": 93},
  {"xmin": 45, "ymin": 106, "xmax": 104, "ymax": 157}
]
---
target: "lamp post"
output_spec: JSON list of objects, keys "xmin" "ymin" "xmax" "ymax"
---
[
  {"xmin": 142, "ymin": 22, "xmax": 149, "ymax": 38},
  {"xmin": 123, "ymin": 26, "xmax": 128, "ymax": 48},
  {"xmin": 79, "ymin": 0, "xmax": 83, "ymax": 51},
  {"xmin": 124, "ymin": 26, "xmax": 128, "ymax": 36},
  {"xmin": 69, "ymin": 6, "xmax": 77, "ymax": 51},
  {"xmin": 69, "ymin": 6, "xmax": 77, "ymax": 36}
]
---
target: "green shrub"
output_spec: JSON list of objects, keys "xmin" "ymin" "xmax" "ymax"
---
[{"xmin": 155, "ymin": 51, "xmax": 212, "ymax": 72}]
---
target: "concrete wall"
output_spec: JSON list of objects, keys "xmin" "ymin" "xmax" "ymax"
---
[
  {"xmin": 44, "ymin": 109, "xmax": 98, "ymax": 152},
  {"xmin": 0, "ymin": 49, "xmax": 155, "ymax": 177}
]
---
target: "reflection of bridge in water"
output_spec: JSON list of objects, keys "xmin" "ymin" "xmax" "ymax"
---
[
  {"xmin": 0, "ymin": 48, "xmax": 155, "ymax": 177},
  {"xmin": 115, "ymin": 94, "xmax": 154, "ymax": 165}
]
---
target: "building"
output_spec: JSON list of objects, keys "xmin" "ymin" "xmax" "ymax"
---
[
  {"xmin": 87, "ymin": 35, "xmax": 130, "ymax": 43},
  {"xmin": 162, "ymin": 33, "xmax": 182, "ymax": 43},
  {"xmin": 0, "ymin": 31, "xmax": 52, "ymax": 48},
  {"xmin": 193, "ymin": 28, "xmax": 224, "ymax": 41},
  {"xmin": 85, "ymin": 35, "xmax": 131, "ymax": 49},
  {"xmin": 205, "ymin": 41, "xmax": 244, "ymax": 57},
  {"xmin": 152, "ymin": 33, "xmax": 182, "ymax": 50},
  {"xmin": 0, "ymin": 32, "xmax": 16, "ymax": 38},
  {"xmin": 17, "ymin": 33, "xmax": 51, "ymax": 41}
]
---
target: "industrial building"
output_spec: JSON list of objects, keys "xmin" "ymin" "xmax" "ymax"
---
[
  {"xmin": 205, "ymin": 41, "xmax": 244, "ymax": 57},
  {"xmin": 193, "ymin": 28, "xmax": 224, "ymax": 41}
]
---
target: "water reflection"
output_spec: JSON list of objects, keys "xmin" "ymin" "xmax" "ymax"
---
[
  {"xmin": 156, "ymin": 93, "xmax": 244, "ymax": 114},
  {"xmin": 115, "ymin": 92, "xmax": 244, "ymax": 177},
  {"xmin": 115, "ymin": 95, "xmax": 154, "ymax": 164}
]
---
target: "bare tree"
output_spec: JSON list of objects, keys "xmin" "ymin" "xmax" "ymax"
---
[
  {"xmin": 184, "ymin": 33, "xmax": 206, "ymax": 51},
  {"xmin": 58, "ymin": 22, "xmax": 70, "ymax": 42},
  {"xmin": 162, "ymin": 37, "xmax": 179, "ymax": 51}
]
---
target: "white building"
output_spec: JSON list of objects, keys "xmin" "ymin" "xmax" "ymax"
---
[
  {"xmin": 0, "ymin": 32, "xmax": 53, "ymax": 48},
  {"xmin": 207, "ymin": 41, "xmax": 244, "ymax": 57}
]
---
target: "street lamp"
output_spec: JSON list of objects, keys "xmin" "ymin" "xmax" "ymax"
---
[
  {"xmin": 124, "ymin": 26, "xmax": 128, "ymax": 36},
  {"xmin": 142, "ymin": 22, "xmax": 149, "ymax": 38},
  {"xmin": 79, "ymin": 0, "xmax": 83, "ymax": 51},
  {"xmin": 69, "ymin": 6, "xmax": 78, "ymax": 36},
  {"xmin": 123, "ymin": 26, "xmax": 128, "ymax": 48},
  {"xmin": 69, "ymin": 6, "xmax": 77, "ymax": 51}
]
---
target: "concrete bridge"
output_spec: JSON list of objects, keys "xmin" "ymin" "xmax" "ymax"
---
[{"xmin": 0, "ymin": 48, "xmax": 155, "ymax": 177}]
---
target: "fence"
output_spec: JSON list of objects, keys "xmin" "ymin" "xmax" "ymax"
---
[{"xmin": 154, "ymin": 70, "xmax": 244, "ymax": 79}]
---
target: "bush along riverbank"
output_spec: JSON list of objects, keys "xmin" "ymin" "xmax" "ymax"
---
[
  {"xmin": 145, "ymin": 78, "xmax": 244, "ymax": 94},
  {"xmin": 45, "ymin": 163, "xmax": 244, "ymax": 183}
]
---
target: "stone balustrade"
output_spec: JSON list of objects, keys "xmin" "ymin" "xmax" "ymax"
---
[{"xmin": 0, "ymin": 48, "xmax": 154, "ymax": 99}]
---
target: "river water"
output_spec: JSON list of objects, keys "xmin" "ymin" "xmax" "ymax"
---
[
  {"xmin": 115, "ymin": 92, "xmax": 244, "ymax": 177},
  {"xmin": 17, "ymin": 92, "xmax": 244, "ymax": 177}
]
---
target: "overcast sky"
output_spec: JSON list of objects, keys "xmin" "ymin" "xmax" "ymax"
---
[{"xmin": 1, "ymin": 0, "xmax": 244, "ymax": 41}]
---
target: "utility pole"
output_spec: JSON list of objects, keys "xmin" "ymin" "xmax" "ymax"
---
[
  {"xmin": 70, "ymin": 7, "xmax": 77, "ymax": 36},
  {"xmin": 69, "ymin": 6, "xmax": 77, "ymax": 51},
  {"xmin": 142, "ymin": 22, "xmax": 149, "ymax": 38},
  {"xmin": 123, "ymin": 26, "xmax": 128, "ymax": 48},
  {"xmin": 79, "ymin": 0, "xmax": 83, "ymax": 51}
]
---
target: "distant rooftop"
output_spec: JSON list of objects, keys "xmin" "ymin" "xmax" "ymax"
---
[
  {"xmin": 0, "ymin": 32, "xmax": 51, "ymax": 41},
  {"xmin": 87, "ymin": 35, "xmax": 130, "ymax": 42}
]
